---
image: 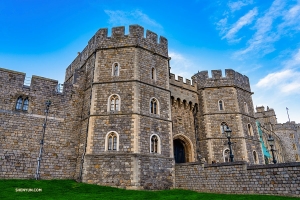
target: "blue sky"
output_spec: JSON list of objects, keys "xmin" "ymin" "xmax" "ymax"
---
[{"xmin": 0, "ymin": 0, "xmax": 299, "ymax": 123}]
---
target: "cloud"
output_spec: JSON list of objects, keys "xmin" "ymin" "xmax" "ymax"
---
[
  {"xmin": 104, "ymin": 10, "xmax": 162, "ymax": 29},
  {"xmin": 222, "ymin": 7, "xmax": 257, "ymax": 42},
  {"xmin": 169, "ymin": 51, "xmax": 195, "ymax": 79},
  {"xmin": 228, "ymin": 0, "xmax": 254, "ymax": 12},
  {"xmin": 233, "ymin": 0, "xmax": 300, "ymax": 59},
  {"xmin": 256, "ymin": 48, "xmax": 300, "ymax": 94}
]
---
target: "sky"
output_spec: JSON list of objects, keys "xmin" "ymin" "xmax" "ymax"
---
[{"xmin": 0, "ymin": 0, "xmax": 299, "ymax": 123}]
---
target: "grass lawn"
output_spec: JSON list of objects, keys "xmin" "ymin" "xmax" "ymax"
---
[{"xmin": 0, "ymin": 179, "xmax": 299, "ymax": 200}]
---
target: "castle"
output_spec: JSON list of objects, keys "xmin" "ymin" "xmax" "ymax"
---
[{"xmin": 0, "ymin": 25, "xmax": 299, "ymax": 193}]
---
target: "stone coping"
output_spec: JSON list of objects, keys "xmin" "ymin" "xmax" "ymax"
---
[
  {"xmin": 175, "ymin": 161, "xmax": 247, "ymax": 168},
  {"xmin": 247, "ymin": 162, "xmax": 300, "ymax": 170},
  {"xmin": 32, "ymin": 75, "xmax": 58, "ymax": 83},
  {"xmin": 0, "ymin": 67, "xmax": 25, "ymax": 75}
]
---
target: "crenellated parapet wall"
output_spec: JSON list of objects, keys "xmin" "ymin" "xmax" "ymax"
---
[
  {"xmin": 0, "ymin": 68, "xmax": 62, "ymax": 94},
  {"xmin": 65, "ymin": 25, "xmax": 168, "ymax": 81},
  {"xmin": 192, "ymin": 69, "xmax": 251, "ymax": 92},
  {"xmin": 275, "ymin": 121, "xmax": 300, "ymax": 130},
  {"xmin": 169, "ymin": 73, "xmax": 197, "ymax": 92}
]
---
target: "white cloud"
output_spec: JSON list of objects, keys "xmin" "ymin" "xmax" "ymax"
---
[
  {"xmin": 222, "ymin": 7, "xmax": 257, "ymax": 42},
  {"xmin": 104, "ymin": 10, "xmax": 162, "ymax": 29},
  {"xmin": 256, "ymin": 48, "xmax": 300, "ymax": 94},
  {"xmin": 233, "ymin": 0, "xmax": 300, "ymax": 59},
  {"xmin": 169, "ymin": 51, "xmax": 195, "ymax": 79},
  {"xmin": 228, "ymin": 0, "xmax": 254, "ymax": 12}
]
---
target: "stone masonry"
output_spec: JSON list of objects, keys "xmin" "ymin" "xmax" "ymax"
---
[{"xmin": 0, "ymin": 25, "xmax": 299, "ymax": 196}]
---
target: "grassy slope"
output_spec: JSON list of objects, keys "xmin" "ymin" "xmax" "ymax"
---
[{"xmin": 0, "ymin": 180, "xmax": 299, "ymax": 200}]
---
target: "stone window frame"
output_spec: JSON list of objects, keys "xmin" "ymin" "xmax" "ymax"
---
[
  {"xmin": 253, "ymin": 150, "xmax": 258, "ymax": 164},
  {"xmin": 247, "ymin": 123, "xmax": 254, "ymax": 136},
  {"xmin": 244, "ymin": 102, "xmax": 249, "ymax": 113},
  {"xmin": 223, "ymin": 148, "xmax": 230, "ymax": 163},
  {"xmin": 15, "ymin": 96, "xmax": 29, "ymax": 112},
  {"xmin": 150, "ymin": 134, "xmax": 161, "ymax": 154},
  {"xmin": 220, "ymin": 122, "xmax": 228, "ymax": 134},
  {"xmin": 107, "ymin": 94, "xmax": 121, "ymax": 112},
  {"xmin": 149, "ymin": 97, "xmax": 160, "ymax": 115},
  {"xmin": 218, "ymin": 100, "xmax": 224, "ymax": 111},
  {"xmin": 111, "ymin": 62, "xmax": 120, "ymax": 76},
  {"xmin": 105, "ymin": 131, "xmax": 119, "ymax": 151},
  {"xmin": 151, "ymin": 67, "xmax": 156, "ymax": 81}
]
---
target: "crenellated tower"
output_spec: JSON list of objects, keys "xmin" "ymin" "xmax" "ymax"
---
[
  {"xmin": 65, "ymin": 25, "xmax": 174, "ymax": 189},
  {"xmin": 192, "ymin": 69, "xmax": 264, "ymax": 164}
]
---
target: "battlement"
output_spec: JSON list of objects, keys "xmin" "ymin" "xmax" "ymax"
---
[
  {"xmin": 169, "ymin": 73, "xmax": 197, "ymax": 91},
  {"xmin": 65, "ymin": 25, "xmax": 168, "ymax": 81},
  {"xmin": 192, "ymin": 69, "xmax": 251, "ymax": 92},
  {"xmin": 275, "ymin": 121, "xmax": 300, "ymax": 130},
  {"xmin": 0, "ymin": 68, "xmax": 63, "ymax": 94}
]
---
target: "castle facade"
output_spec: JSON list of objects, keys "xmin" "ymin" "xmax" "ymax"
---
[{"xmin": 0, "ymin": 25, "xmax": 298, "ymax": 190}]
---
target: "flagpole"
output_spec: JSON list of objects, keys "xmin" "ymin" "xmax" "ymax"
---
[{"xmin": 286, "ymin": 107, "xmax": 290, "ymax": 123}]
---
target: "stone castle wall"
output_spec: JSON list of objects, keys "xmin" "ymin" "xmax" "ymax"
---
[
  {"xmin": 0, "ymin": 68, "xmax": 83, "ymax": 179},
  {"xmin": 175, "ymin": 161, "xmax": 300, "ymax": 197}
]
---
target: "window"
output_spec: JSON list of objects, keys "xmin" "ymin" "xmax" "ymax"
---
[
  {"xmin": 244, "ymin": 102, "xmax": 248, "ymax": 113},
  {"xmin": 293, "ymin": 144, "xmax": 297, "ymax": 150},
  {"xmin": 150, "ymin": 98, "xmax": 159, "ymax": 114},
  {"xmin": 15, "ymin": 96, "xmax": 29, "ymax": 111},
  {"xmin": 218, "ymin": 100, "xmax": 224, "ymax": 111},
  {"xmin": 224, "ymin": 149, "xmax": 230, "ymax": 162},
  {"xmin": 23, "ymin": 98, "xmax": 29, "ymax": 111},
  {"xmin": 150, "ymin": 134, "xmax": 160, "ymax": 153},
  {"xmin": 112, "ymin": 62, "xmax": 120, "ymax": 76},
  {"xmin": 105, "ymin": 131, "xmax": 119, "ymax": 151},
  {"xmin": 151, "ymin": 67, "xmax": 156, "ymax": 80},
  {"xmin": 247, "ymin": 124, "xmax": 254, "ymax": 136},
  {"xmin": 253, "ymin": 151, "xmax": 258, "ymax": 164},
  {"xmin": 108, "ymin": 94, "xmax": 120, "ymax": 111},
  {"xmin": 220, "ymin": 122, "xmax": 228, "ymax": 134}
]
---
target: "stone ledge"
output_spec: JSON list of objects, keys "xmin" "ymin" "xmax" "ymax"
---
[{"xmin": 247, "ymin": 162, "xmax": 300, "ymax": 170}]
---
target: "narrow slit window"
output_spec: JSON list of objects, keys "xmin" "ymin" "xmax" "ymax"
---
[
  {"xmin": 113, "ymin": 63, "xmax": 119, "ymax": 76},
  {"xmin": 219, "ymin": 100, "xmax": 224, "ymax": 110},
  {"xmin": 150, "ymin": 98, "xmax": 158, "ymax": 114},
  {"xmin": 151, "ymin": 135, "xmax": 158, "ymax": 153}
]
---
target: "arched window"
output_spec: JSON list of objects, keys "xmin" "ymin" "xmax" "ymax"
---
[
  {"xmin": 224, "ymin": 149, "xmax": 230, "ymax": 162},
  {"xmin": 220, "ymin": 122, "xmax": 228, "ymax": 134},
  {"xmin": 151, "ymin": 67, "xmax": 156, "ymax": 80},
  {"xmin": 218, "ymin": 100, "xmax": 224, "ymax": 111},
  {"xmin": 16, "ymin": 97, "xmax": 23, "ymax": 110},
  {"xmin": 253, "ymin": 151, "xmax": 258, "ymax": 164},
  {"xmin": 150, "ymin": 98, "xmax": 158, "ymax": 114},
  {"xmin": 112, "ymin": 63, "xmax": 119, "ymax": 76},
  {"xmin": 15, "ymin": 96, "xmax": 29, "ymax": 111},
  {"xmin": 247, "ymin": 123, "xmax": 253, "ymax": 136},
  {"xmin": 244, "ymin": 102, "xmax": 248, "ymax": 113},
  {"xmin": 150, "ymin": 134, "xmax": 161, "ymax": 154},
  {"xmin": 23, "ymin": 98, "xmax": 29, "ymax": 111},
  {"xmin": 105, "ymin": 131, "xmax": 119, "ymax": 151},
  {"xmin": 108, "ymin": 94, "xmax": 120, "ymax": 111}
]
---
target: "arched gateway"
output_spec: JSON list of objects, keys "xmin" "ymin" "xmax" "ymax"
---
[{"xmin": 173, "ymin": 134, "xmax": 194, "ymax": 163}]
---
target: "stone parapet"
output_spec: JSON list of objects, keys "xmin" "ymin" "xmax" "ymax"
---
[
  {"xmin": 192, "ymin": 69, "xmax": 251, "ymax": 92},
  {"xmin": 65, "ymin": 25, "xmax": 168, "ymax": 81}
]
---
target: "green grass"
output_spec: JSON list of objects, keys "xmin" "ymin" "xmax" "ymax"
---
[{"xmin": 0, "ymin": 179, "xmax": 299, "ymax": 200}]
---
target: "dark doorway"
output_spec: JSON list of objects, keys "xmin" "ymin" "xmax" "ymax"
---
[{"xmin": 174, "ymin": 139, "xmax": 185, "ymax": 163}]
